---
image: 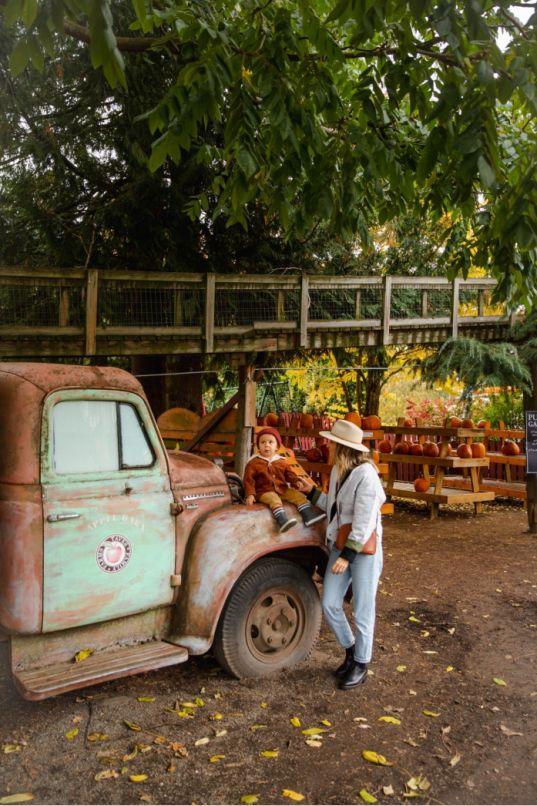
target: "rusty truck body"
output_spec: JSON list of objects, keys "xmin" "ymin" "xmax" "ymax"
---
[{"xmin": 0, "ymin": 363, "xmax": 327, "ymax": 700}]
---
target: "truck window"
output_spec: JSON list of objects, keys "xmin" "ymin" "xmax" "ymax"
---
[{"xmin": 52, "ymin": 400, "xmax": 154, "ymax": 474}]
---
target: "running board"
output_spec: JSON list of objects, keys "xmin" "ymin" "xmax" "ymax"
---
[{"xmin": 14, "ymin": 640, "xmax": 188, "ymax": 701}]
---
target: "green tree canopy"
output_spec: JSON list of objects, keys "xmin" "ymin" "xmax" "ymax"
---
[{"xmin": 3, "ymin": 0, "xmax": 537, "ymax": 303}]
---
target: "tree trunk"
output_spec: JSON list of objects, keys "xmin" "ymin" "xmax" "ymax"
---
[
  {"xmin": 525, "ymin": 360, "xmax": 537, "ymax": 533},
  {"xmin": 130, "ymin": 355, "xmax": 167, "ymax": 418},
  {"xmin": 165, "ymin": 355, "xmax": 204, "ymax": 415}
]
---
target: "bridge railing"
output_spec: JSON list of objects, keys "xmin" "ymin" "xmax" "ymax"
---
[{"xmin": 0, "ymin": 267, "xmax": 511, "ymax": 355}]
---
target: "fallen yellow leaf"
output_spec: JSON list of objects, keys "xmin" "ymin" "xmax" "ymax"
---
[
  {"xmin": 64, "ymin": 728, "xmax": 79, "ymax": 740},
  {"xmin": 422, "ymin": 710, "xmax": 440, "ymax": 718},
  {"xmin": 282, "ymin": 789, "xmax": 305, "ymax": 802},
  {"xmin": 194, "ymin": 737, "xmax": 210, "ymax": 746},
  {"xmin": 445, "ymin": 666, "xmax": 454, "ymax": 672},
  {"xmin": 194, "ymin": 697, "xmax": 205, "ymax": 707},
  {"xmin": 88, "ymin": 733, "xmax": 109, "ymax": 742},
  {"xmin": 124, "ymin": 721, "xmax": 142, "ymax": 731},
  {"xmin": 260, "ymin": 750, "xmax": 279, "ymax": 758},
  {"xmin": 408, "ymin": 616, "xmax": 421, "ymax": 623},
  {"xmin": 128, "ymin": 774, "xmax": 148, "ymax": 782},
  {"xmin": 290, "ymin": 716, "xmax": 301, "ymax": 728},
  {"xmin": 378, "ymin": 716, "xmax": 401, "ymax": 725},
  {"xmin": 215, "ymin": 729, "xmax": 227, "ymax": 737},
  {"xmin": 260, "ymin": 702, "xmax": 269, "ymax": 709},
  {"xmin": 361, "ymin": 750, "xmax": 393, "ymax": 766},
  {"xmin": 301, "ymin": 727, "xmax": 326, "ymax": 736},
  {"xmin": 209, "ymin": 713, "xmax": 223, "ymax": 720},
  {"xmin": 175, "ymin": 710, "xmax": 194, "ymax": 718},
  {"xmin": 250, "ymin": 724, "xmax": 267, "ymax": 732},
  {"xmin": 0, "ymin": 796, "xmax": 33, "ymax": 805},
  {"xmin": 94, "ymin": 770, "xmax": 119, "ymax": 781},
  {"xmin": 305, "ymin": 738, "xmax": 323, "ymax": 748},
  {"xmin": 240, "ymin": 796, "xmax": 259, "ymax": 805},
  {"xmin": 2, "ymin": 744, "xmax": 22, "ymax": 753},
  {"xmin": 406, "ymin": 775, "xmax": 431, "ymax": 792},
  {"xmin": 396, "ymin": 665, "xmax": 407, "ymax": 672},
  {"xmin": 493, "ymin": 677, "xmax": 507, "ymax": 686},
  {"xmin": 382, "ymin": 785, "xmax": 395, "ymax": 796},
  {"xmin": 153, "ymin": 736, "xmax": 168, "ymax": 745},
  {"xmin": 359, "ymin": 789, "xmax": 378, "ymax": 804},
  {"xmin": 180, "ymin": 702, "xmax": 198, "ymax": 709},
  {"xmin": 137, "ymin": 696, "xmax": 155, "ymax": 702},
  {"xmin": 320, "ymin": 719, "xmax": 331, "ymax": 726},
  {"xmin": 209, "ymin": 755, "xmax": 225, "ymax": 763},
  {"xmin": 74, "ymin": 648, "xmax": 92, "ymax": 663}
]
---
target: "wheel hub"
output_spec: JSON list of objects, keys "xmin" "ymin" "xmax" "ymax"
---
[{"xmin": 247, "ymin": 590, "xmax": 303, "ymax": 657}]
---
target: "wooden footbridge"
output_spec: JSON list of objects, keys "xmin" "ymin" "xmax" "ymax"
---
[{"xmin": 0, "ymin": 267, "xmax": 514, "ymax": 358}]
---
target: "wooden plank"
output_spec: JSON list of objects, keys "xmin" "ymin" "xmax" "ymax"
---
[
  {"xmin": 388, "ymin": 481, "xmax": 495, "ymax": 504},
  {"xmin": 300, "ymin": 275, "xmax": 309, "ymax": 348},
  {"xmin": 182, "ymin": 391, "xmax": 240, "ymax": 453},
  {"xmin": 85, "ymin": 268, "xmax": 99, "ymax": 356},
  {"xmin": 382, "ymin": 454, "xmax": 490, "ymax": 468},
  {"xmin": 205, "ymin": 273, "xmax": 216, "ymax": 353}
]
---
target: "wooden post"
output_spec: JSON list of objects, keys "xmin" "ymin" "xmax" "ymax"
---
[
  {"xmin": 59, "ymin": 285, "xmax": 70, "ymax": 327},
  {"xmin": 451, "ymin": 278, "xmax": 461, "ymax": 339},
  {"xmin": 205, "ymin": 273, "xmax": 216, "ymax": 353},
  {"xmin": 421, "ymin": 289, "xmax": 428, "ymax": 318},
  {"xmin": 85, "ymin": 269, "xmax": 99, "ymax": 356},
  {"xmin": 235, "ymin": 364, "xmax": 257, "ymax": 477},
  {"xmin": 299, "ymin": 275, "xmax": 309, "ymax": 348},
  {"xmin": 277, "ymin": 290, "xmax": 285, "ymax": 322},
  {"xmin": 383, "ymin": 276, "xmax": 392, "ymax": 345},
  {"xmin": 355, "ymin": 289, "xmax": 361, "ymax": 320}
]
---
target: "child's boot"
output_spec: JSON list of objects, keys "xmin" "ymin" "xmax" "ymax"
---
[
  {"xmin": 298, "ymin": 504, "xmax": 326, "ymax": 527},
  {"xmin": 273, "ymin": 507, "xmax": 298, "ymax": 533}
]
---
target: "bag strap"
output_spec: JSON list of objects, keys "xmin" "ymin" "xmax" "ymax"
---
[{"xmin": 329, "ymin": 468, "xmax": 353, "ymax": 523}]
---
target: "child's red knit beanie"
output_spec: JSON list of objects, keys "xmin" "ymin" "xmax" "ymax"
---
[{"xmin": 256, "ymin": 427, "xmax": 282, "ymax": 446}]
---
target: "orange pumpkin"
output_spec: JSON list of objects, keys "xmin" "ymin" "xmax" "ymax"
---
[
  {"xmin": 378, "ymin": 438, "xmax": 393, "ymax": 454},
  {"xmin": 414, "ymin": 477, "xmax": 430, "ymax": 493},
  {"xmin": 362, "ymin": 415, "xmax": 381, "ymax": 430},
  {"xmin": 449, "ymin": 416, "xmax": 463, "ymax": 428},
  {"xmin": 423, "ymin": 441, "xmax": 439, "ymax": 457},
  {"xmin": 457, "ymin": 443, "xmax": 473, "ymax": 459},
  {"xmin": 393, "ymin": 440, "xmax": 410, "ymax": 455},
  {"xmin": 264, "ymin": 412, "xmax": 279, "ymax": 427},
  {"xmin": 344, "ymin": 411, "xmax": 362, "ymax": 426},
  {"xmin": 471, "ymin": 442, "xmax": 487, "ymax": 458},
  {"xmin": 300, "ymin": 413, "xmax": 314, "ymax": 429},
  {"xmin": 403, "ymin": 416, "xmax": 415, "ymax": 427},
  {"xmin": 410, "ymin": 443, "xmax": 424, "ymax": 456},
  {"xmin": 304, "ymin": 447, "xmax": 322, "ymax": 462},
  {"xmin": 462, "ymin": 418, "xmax": 475, "ymax": 429},
  {"xmin": 477, "ymin": 419, "xmax": 490, "ymax": 429},
  {"xmin": 502, "ymin": 440, "xmax": 521, "ymax": 456}
]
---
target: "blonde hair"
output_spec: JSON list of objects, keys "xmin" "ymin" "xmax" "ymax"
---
[{"xmin": 334, "ymin": 443, "xmax": 373, "ymax": 481}]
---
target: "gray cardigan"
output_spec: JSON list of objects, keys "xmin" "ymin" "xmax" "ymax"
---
[{"xmin": 312, "ymin": 462, "xmax": 386, "ymax": 555}]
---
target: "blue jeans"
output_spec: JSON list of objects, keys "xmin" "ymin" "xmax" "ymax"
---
[{"xmin": 321, "ymin": 543, "xmax": 383, "ymax": 664}]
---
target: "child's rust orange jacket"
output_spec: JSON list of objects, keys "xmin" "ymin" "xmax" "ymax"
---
[{"xmin": 243, "ymin": 454, "xmax": 301, "ymax": 499}]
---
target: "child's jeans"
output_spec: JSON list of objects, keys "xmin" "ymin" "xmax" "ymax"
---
[
  {"xmin": 321, "ymin": 542, "xmax": 383, "ymax": 664},
  {"xmin": 259, "ymin": 489, "xmax": 308, "ymax": 509}
]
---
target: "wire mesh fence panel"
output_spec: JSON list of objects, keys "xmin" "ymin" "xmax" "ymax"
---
[
  {"xmin": 256, "ymin": 380, "xmax": 294, "ymax": 415},
  {"xmin": 0, "ymin": 282, "xmax": 84, "ymax": 326},
  {"xmin": 359, "ymin": 285, "xmax": 383, "ymax": 319},
  {"xmin": 425, "ymin": 288, "xmax": 452, "ymax": 318},
  {"xmin": 458, "ymin": 286, "xmax": 479, "ymax": 316},
  {"xmin": 215, "ymin": 289, "xmax": 298, "ymax": 327},
  {"xmin": 98, "ymin": 284, "xmax": 204, "ymax": 327},
  {"xmin": 390, "ymin": 284, "xmax": 423, "ymax": 318},
  {"xmin": 308, "ymin": 288, "xmax": 357, "ymax": 320}
]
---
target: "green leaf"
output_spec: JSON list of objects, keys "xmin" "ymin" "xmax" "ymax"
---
[
  {"xmin": 9, "ymin": 40, "xmax": 30, "ymax": 76},
  {"xmin": 478, "ymin": 154, "xmax": 496, "ymax": 189}
]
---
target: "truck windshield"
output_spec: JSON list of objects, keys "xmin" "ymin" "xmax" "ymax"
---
[{"xmin": 52, "ymin": 400, "xmax": 154, "ymax": 474}]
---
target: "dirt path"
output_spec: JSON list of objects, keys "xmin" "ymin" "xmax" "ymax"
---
[{"xmin": 1, "ymin": 501, "xmax": 536, "ymax": 805}]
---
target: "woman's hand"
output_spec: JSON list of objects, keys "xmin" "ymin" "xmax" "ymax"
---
[
  {"xmin": 245, "ymin": 494, "xmax": 255, "ymax": 505},
  {"xmin": 294, "ymin": 476, "xmax": 314, "ymax": 493},
  {"xmin": 331, "ymin": 557, "xmax": 349, "ymax": 575}
]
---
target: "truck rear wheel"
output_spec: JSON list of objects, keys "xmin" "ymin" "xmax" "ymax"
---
[{"xmin": 213, "ymin": 557, "xmax": 321, "ymax": 678}]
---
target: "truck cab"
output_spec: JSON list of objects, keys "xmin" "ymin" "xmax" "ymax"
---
[{"xmin": 0, "ymin": 363, "xmax": 327, "ymax": 699}]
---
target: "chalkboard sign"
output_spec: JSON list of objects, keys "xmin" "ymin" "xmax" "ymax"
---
[{"xmin": 525, "ymin": 411, "xmax": 537, "ymax": 474}]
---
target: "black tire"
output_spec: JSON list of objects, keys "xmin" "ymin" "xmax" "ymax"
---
[{"xmin": 213, "ymin": 557, "xmax": 321, "ymax": 678}]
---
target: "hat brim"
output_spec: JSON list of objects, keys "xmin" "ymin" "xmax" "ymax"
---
[{"xmin": 318, "ymin": 429, "xmax": 370, "ymax": 453}]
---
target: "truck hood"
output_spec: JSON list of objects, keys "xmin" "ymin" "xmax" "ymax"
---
[{"xmin": 166, "ymin": 449, "xmax": 229, "ymax": 489}]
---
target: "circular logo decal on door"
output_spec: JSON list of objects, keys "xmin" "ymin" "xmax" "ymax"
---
[{"xmin": 96, "ymin": 534, "xmax": 132, "ymax": 573}]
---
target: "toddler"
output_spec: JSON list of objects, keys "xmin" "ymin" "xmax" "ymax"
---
[{"xmin": 244, "ymin": 427, "xmax": 326, "ymax": 532}]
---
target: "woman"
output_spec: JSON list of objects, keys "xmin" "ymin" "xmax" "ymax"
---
[{"xmin": 296, "ymin": 419, "xmax": 385, "ymax": 690}]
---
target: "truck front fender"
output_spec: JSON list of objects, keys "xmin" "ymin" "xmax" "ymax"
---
[{"xmin": 168, "ymin": 504, "xmax": 327, "ymax": 654}]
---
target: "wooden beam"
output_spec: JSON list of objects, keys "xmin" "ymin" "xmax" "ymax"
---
[
  {"xmin": 205, "ymin": 273, "xmax": 216, "ymax": 353},
  {"xmin": 85, "ymin": 269, "xmax": 99, "ymax": 356},
  {"xmin": 234, "ymin": 364, "xmax": 257, "ymax": 476},
  {"xmin": 383, "ymin": 276, "xmax": 393, "ymax": 345},
  {"xmin": 182, "ymin": 390, "xmax": 240, "ymax": 453},
  {"xmin": 300, "ymin": 275, "xmax": 309, "ymax": 348}
]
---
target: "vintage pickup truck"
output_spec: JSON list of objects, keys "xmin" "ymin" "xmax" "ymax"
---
[{"xmin": 0, "ymin": 362, "xmax": 327, "ymax": 700}]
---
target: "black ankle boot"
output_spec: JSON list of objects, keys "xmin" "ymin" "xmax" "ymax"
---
[
  {"xmin": 299, "ymin": 505, "xmax": 327, "ymax": 527},
  {"xmin": 338, "ymin": 661, "xmax": 368, "ymax": 690},
  {"xmin": 273, "ymin": 509, "xmax": 298, "ymax": 533},
  {"xmin": 335, "ymin": 644, "xmax": 355, "ymax": 678}
]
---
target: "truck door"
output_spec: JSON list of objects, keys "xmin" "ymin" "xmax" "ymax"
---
[{"xmin": 40, "ymin": 390, "xmax": 176, "ymax": 633}]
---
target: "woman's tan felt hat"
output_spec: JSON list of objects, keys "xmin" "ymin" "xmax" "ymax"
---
[{"xmin": 318, "ymin": 419, "xmax": 370, "ymax": 452}]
